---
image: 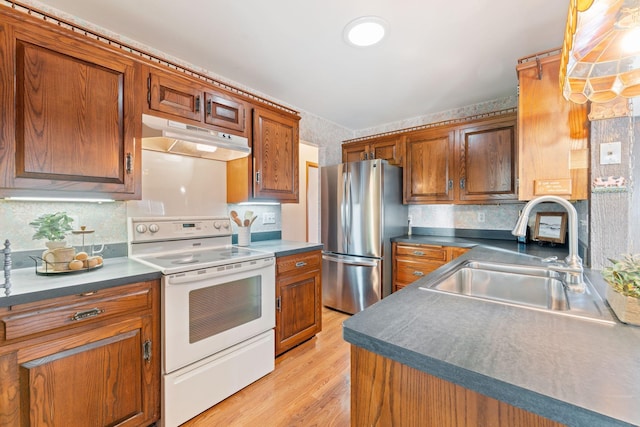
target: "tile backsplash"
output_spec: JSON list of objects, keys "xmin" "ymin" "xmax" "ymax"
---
[{"xmin": 0, "ymin": 200, "xmax": 128, "ymax": 251}]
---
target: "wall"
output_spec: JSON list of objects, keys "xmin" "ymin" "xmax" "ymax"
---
[
  {"xmin": 281, "ymin": 142, "xmax": 319, "ymax": 241},
  {"xmin": 589, "ymin": 113, "xmax": 638, "ymax": 269}
]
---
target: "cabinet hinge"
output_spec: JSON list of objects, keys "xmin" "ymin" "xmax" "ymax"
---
[
  {"xmin": 448, "ymin": 180, "xmax": 453, "ymax": 190},
  {"xmin": 276, "ymin": 296, "xmax": 281, "ymax": 311},
  {"xmin": 126, "ymin": 153, "xmax": 133, "ymax": 174},
  {"xmin": 255, "ymin": 171, "xmax": 261, "ymax": 183},
  {"xmin": 460, "ymin": 178, "xmax": 465, "ymax": 190},
  {"xmin": 143, "ymin": 340, "xmax": 152, "ymax": 363}
]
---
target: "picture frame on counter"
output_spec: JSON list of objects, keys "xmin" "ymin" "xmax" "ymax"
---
[{"xmin": 533, "ymin": 212, "xmax": 567, "ymax": 244}]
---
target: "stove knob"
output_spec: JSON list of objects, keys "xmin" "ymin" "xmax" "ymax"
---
[
  {"xmin": 222, "ymin": 222, "xmax": 230, "ymax": 229},
  {"xmin": 213, "ymin": 221, "xmax": 221, "ymax": 229},
  {"xmin": 136, "ymin": 224, "xmax": 148, "ymax": 234},
  {"xmin": 149, "ymin": 224, "xmax": 159, "ymax": 233}
]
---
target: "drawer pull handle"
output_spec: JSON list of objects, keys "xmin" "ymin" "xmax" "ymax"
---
[
  {"xmin": 413, "ymin": 271, "xmax": 424, "ymax": 276},
  {"xmin": 71, "ymin": 308, "xmax": 104, "ymax": 321},
  {"xmin": 295, "ymin": 261, "xmax": 307, "ymax": 268},
  {"xmin": 80, "ymin": 291, "xmax": 97, "ymax": 297},
  {"xmin": 413, "ymin": 251, "xmax": 425, "ymax": 256}
]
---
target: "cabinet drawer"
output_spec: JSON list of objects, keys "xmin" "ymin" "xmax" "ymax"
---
[
  {"xmin": 276, "ymin": 250, "xmax": 321, "ymax": 276},
  {"xmin": 395, "ymin": 244, "xmax": 448, "ymax": 261},
  {"xmin": 0, "ymin": 283, "xmax": 153, "ymax": 342},
  {"xmin": 395, "ymin": 259, "xmax": 445, "ymax": 285}
]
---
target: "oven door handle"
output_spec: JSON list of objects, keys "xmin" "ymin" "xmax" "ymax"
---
[{"xmin": 166, "ymin": 258, "xmax": 274, "ymax": 285}]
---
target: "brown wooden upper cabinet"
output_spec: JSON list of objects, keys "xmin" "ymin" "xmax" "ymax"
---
[
  {"xmin": 148, "ymin": 69, "xmax": 203, "ymax": 122},
  {"xmin": 0, "ymin": 9, "xmax": 141, "ymax": 199},
  {"xmin": 342, "ymin": 135, "xmax": 402, "ymax": 165},
  {"xmin": 403, "ymin": 113, "xmax": 518, "ymax": 204},
  {"xmin": 457, "ymin": 118, "xmax": 518, "ymax": 203},
  {"xmin": 227, "ymin": 107, "xmax": 300, "ymax": 203},
  {"xmin": 404, "ymin": 128, "xmax": 456, "ymax": 203},
  {"xmin": 517, "ymin": 50, "xmax": 589, "ymax": 201},
  {"xmin": 146, "ymin": 67, "xmax": 249, "ymax": 136}
]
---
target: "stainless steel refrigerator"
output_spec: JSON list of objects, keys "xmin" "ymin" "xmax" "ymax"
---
[{"xmin": 321, "ymin": 159, "xmax": 407, "ymax": 314}]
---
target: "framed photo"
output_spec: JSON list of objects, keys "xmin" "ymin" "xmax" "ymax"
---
[{"xmin": 533, "ymin": 212, "xmax": 567, "ymax": 244}]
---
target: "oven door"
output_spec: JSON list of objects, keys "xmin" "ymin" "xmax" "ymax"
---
[{"xmin": 162, "ymin": 256, "xmax": 275, "ymax": 374}]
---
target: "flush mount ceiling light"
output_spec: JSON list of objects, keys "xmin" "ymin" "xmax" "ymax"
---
[{"xmin": 344, "ymin": 16, "xmax": 387, "ymax": 47}]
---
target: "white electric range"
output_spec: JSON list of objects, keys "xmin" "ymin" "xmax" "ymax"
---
[{"xmin": 128, "ymin": 216, "xmax": 275, "ymax": 427}]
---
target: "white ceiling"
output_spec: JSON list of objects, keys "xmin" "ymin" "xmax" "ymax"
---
[{"xmin": 31, "ymin": 0, "xmax": 569, "ymax": 130}]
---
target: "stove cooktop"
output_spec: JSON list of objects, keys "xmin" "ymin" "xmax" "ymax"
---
[
  {"xmin": 132, "ymin": 245, "xmax": 273, "ymax": 274},
  {"xmin": 128, "ymin": 216, "xmax": 274, "ymax": 274}
]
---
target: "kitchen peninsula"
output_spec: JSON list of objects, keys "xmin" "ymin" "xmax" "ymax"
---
[{"xmin": 344, "ymin": 244, "xmax": 640, "ymax": 427}]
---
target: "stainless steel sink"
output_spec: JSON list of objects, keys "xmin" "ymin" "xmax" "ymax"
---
[{"xmin": 419, "ymin": 260, "xmax": 615, "ymax": 324}]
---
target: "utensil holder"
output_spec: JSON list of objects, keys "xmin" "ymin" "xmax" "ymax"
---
[{"xmin": 237, "ymin": 227, "xmax": 251, "ymax": 246}]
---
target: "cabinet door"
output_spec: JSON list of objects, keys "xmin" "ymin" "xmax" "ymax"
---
[
  {"xmin": 458, "ymin": 118, "xmax": 518, "ymax": 202},
  {"xmin": 0, "ymin": 316, "xmax": 157, "ymax": 427},
  {"xmin": 275, "ymin": 267, "xmax": 322, "ymax": 356},
  {"xmin": 253, "ymin": 108, "xmax": 300, "ymax": 202},
  {"xmin": 148, "ymin": 70, "xmax": 204, "ymax": 122},
  {"xmin": 404, "ymin": 130, "xmax": 455, "ymax": 203},
  {"xmin": 0, "ymin": 23, "xmax": 140, "ymax": 198},
  {"xmin": 517, "ymin": 53, "xmax": 589, "ymax": 200},
  {"xmin": 370, "ymin": 136, "xmax": 402, "ymax": 165},
  {"xmin": 342, "ymin": 143, "xmax": 368, "ymax": 162},
  {"xmin": 204, "ymin": 91, "xmax": 248, "ymax": 134}
]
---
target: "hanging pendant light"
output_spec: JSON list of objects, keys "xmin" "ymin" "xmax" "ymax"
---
[{"xmin": 561, "ymin": 0, "xmax": 640, "ymax": 103}]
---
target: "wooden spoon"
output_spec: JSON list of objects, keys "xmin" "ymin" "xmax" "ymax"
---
[{"xmin": 230, "ymin": 211, "xmax": 242, "ymax": 226}]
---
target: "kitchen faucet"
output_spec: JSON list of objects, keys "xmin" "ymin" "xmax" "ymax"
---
[{"xmin": 512, "ymin": 195, "xmax": 585, "ymax": 293}]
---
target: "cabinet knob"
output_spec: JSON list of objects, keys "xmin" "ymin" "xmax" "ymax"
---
[{"xmin": 412, "ymin": 271, "xmax": 424, "ymax": 277}]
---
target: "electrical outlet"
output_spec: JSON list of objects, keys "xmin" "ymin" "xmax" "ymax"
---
[
  {"xmin": 262, "ymin": 212, "xmax": 276, "ymax": 225},
  {"xmin": 477, "ymin": 211, "xmax": 486, "ymax": 223}
]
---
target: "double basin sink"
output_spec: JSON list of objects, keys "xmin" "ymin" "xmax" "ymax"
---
[{"xmin": 419, "ymin": 260, "xmax": 615, "ymax": 324}]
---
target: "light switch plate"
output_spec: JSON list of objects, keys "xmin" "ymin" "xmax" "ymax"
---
[{"xmin": 600, "ymin": 141, "xmax": 621, "ymax": 165}]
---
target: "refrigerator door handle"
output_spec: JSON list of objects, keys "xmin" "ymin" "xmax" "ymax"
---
[
  {"xmin": 322, "ymin": 253, "xmax": 379, "ymax": 268},
  {"xmin": 341, "ymin": 171, "xmax": 349, "ymax": 250},
  {"xmin": 346, "ymin": 171, "xmax": 352, "ymax": 248}
]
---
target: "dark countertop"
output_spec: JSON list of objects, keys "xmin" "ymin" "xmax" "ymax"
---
[
  {"xmin": 245, "ymin": 240, "xmax": 323, "ymax": 257},
  {"xmin": 343, "ymin": 242, "xmax": 640, "ymax": 427},
  {"xmin": 393, "ymin": 233, "xmax": 572, "ymax": 259},
  {"xmin": 0, "ymin": 257, "xmax": 162, "ymax": 307},
  {"xmin": 0, "ymin": 240, "xmax": 321, "ymax": 307}
]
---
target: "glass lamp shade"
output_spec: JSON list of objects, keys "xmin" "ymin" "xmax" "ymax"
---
[{"xmin": 561, "ymin": 0, "xmax": 640, "ymax": 103}]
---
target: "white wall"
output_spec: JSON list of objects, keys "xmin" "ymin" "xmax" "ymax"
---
[{"xmin": 281, "ymin": 142, "xmax": 319, "ymax": 242}]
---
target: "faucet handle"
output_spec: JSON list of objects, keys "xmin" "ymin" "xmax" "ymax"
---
[{"xmin": 542, "ymin": 256, "xmax": 558, "ymax": 263}]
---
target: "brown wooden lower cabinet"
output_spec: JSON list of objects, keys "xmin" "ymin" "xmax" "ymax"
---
[
  {"xmin": 393, "ymin": 242, "xmax": 470, "ymax": 292},
  {"xmin": 275, "ymin": 250, "xmax": 322, "ymax": 356},
  {"xmin": 0, "ymin": 280, "xmax": 160, "ymax": 427},
  {"xmin": 351, "ymin": 345, "xmax": 563, "ymax": 427}
]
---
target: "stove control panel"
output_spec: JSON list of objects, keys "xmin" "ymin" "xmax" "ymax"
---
[{"xmin": 129, "ymin": 217, "xmax": 232, "ymax": 242}]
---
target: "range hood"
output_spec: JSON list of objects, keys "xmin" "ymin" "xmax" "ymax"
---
[{"xmin": 141, "ymin": 114, "xmax": 251, "ymax": 161}]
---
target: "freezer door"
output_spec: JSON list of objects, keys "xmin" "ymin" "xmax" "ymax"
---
[
  {"xmin": 346, "ymin": 160, "xmax": 382, "ymax": 258},
  {"xmin": 321, "ymin": 252, "xmax": 381, "ymax": 314},
  {"xmin": 321, "ymin": 163, "xmax": 348, "ymax": 254}
]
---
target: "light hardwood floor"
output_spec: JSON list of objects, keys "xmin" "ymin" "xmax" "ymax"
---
[{"xmin": 182, "ymin": 307, "xmax": 352, "ymax": 427}]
